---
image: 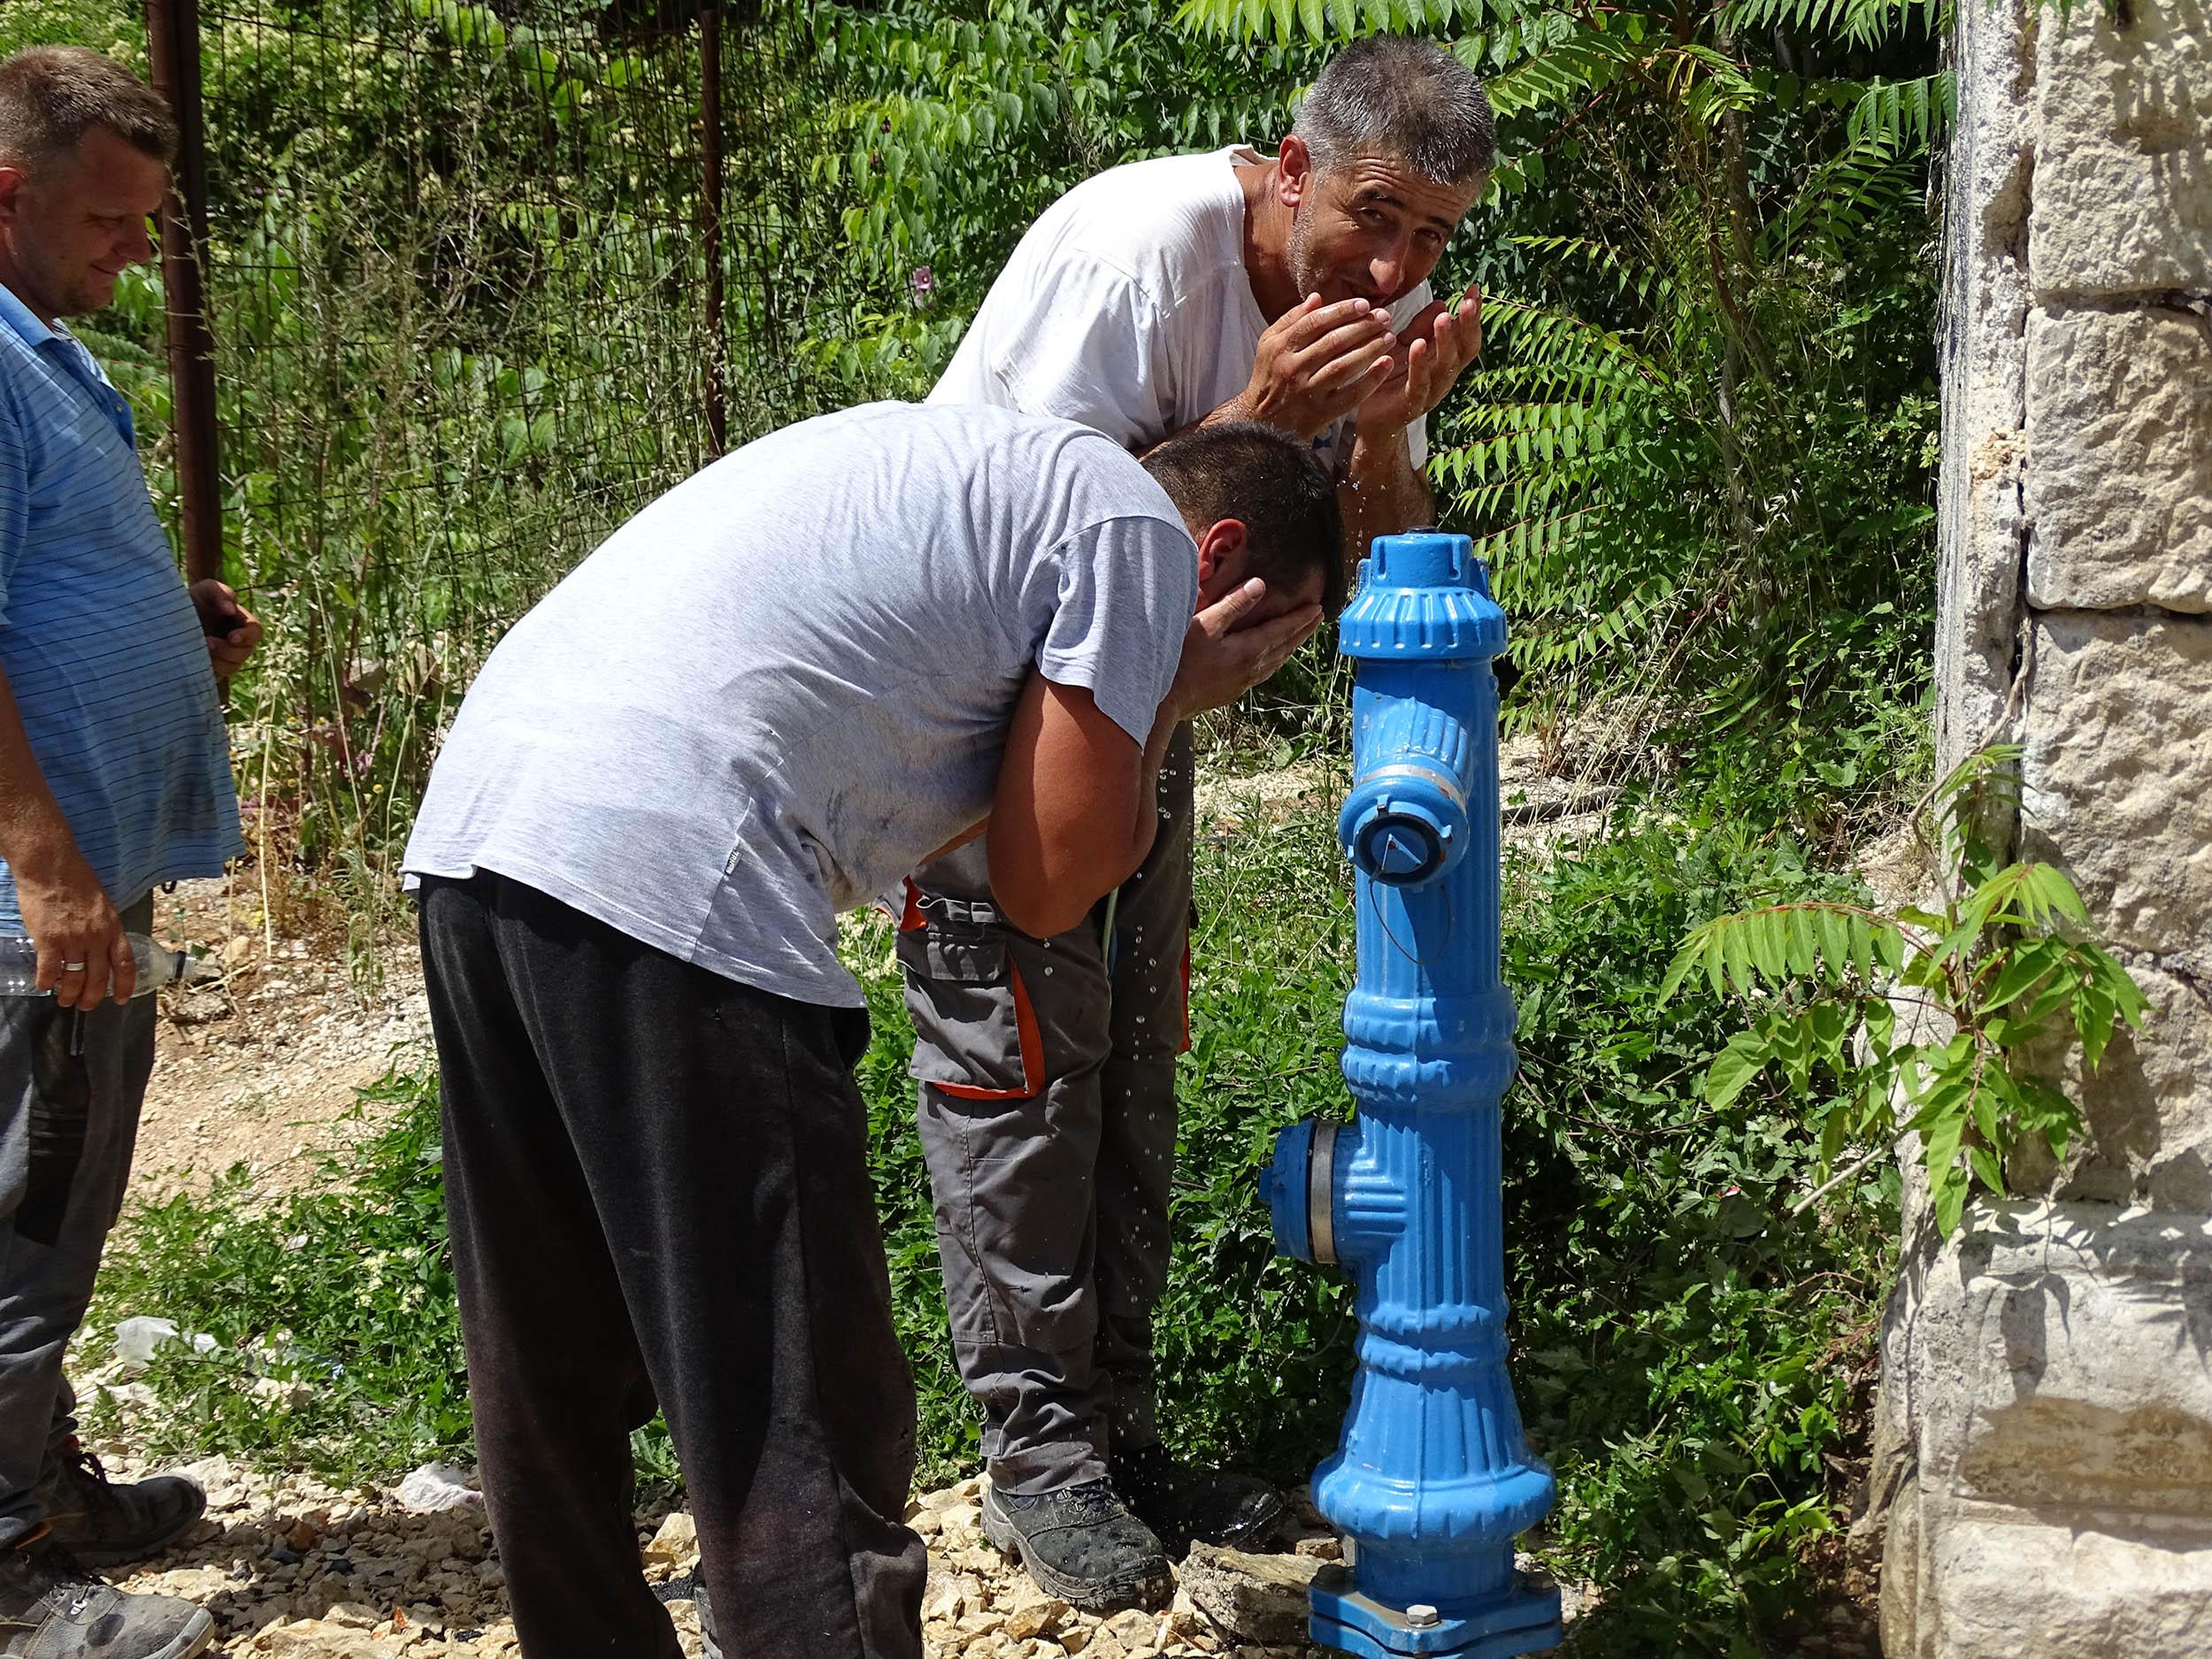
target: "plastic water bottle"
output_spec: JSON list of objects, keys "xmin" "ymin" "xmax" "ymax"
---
[{"xmin": 0, "ymin": 934, "xmax": 191, "ymax": 998}]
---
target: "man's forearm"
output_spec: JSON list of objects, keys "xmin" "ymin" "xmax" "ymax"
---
[
  {"xmin": 1339, "ymin": 427, "xmax": 1434, "ymax": 578},
  {"xmin": 0, "ymin": 663, "xmax": 84, "ymax": 886}
]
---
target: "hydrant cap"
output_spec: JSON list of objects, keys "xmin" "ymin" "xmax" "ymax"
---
[{"xmin": 1340, "ymin": 532, "xmax": 1507, "ymax": 662}]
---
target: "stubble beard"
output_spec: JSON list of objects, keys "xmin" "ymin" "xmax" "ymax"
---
[{"xmin": 1286, "ymin": 208, "xmax": 1327, "ymax": 306}]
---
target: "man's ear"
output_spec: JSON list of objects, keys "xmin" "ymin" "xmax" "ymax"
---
[
  {"xmin": 1277, "ymin": 134, "xmax": 1311, "ymax": 211},
  {"xmin": 1194, "ymin": 518, "xmax": 1251, "ymax": 595},
  {"xmin": 0, "ymin": 166, "xmax": 26, "ymax": 223}
]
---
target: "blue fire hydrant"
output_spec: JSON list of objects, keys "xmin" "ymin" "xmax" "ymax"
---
[{"xmin": 1262, "ymin": 532, "xmax": 1562, "ymax": 1659}]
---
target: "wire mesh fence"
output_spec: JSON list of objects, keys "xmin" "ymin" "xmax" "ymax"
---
[{"xmin": 160, "ymin": 0, "xmax": 843, "ymax": 903}]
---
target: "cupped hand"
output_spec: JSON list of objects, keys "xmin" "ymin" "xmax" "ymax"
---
[
  {"xmin": 1234, "ymin": 296, "xmax": 1400, "ymax": 440},
  {"xmin": 1168, "ymin": 579, "xmax": 1325, "ymax": 720},
  {"xmin": 1356, "ymin": 283, "xmax": 1482, "ymax": 437}
]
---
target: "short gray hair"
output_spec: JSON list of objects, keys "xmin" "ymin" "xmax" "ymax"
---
[
  {"xmin": 0, "ymin": 47, "xmax": 177, "ymax": 172},
  {"xmin": 1293, "ymin": 36, "xmax": 1494, "ymax": 189}
]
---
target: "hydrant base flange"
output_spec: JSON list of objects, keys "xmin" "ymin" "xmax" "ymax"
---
[{"xmin": 1310, "ymin": 1572, "xmax": 1562, "ymax": 1659}]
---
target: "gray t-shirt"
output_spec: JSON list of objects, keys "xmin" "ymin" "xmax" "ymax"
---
[{"xmin": 403, "ymin": 402, "xmax": 1198, "ymax": 1008}]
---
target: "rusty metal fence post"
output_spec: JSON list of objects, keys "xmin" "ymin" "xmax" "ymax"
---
[{"xmin": 142, "ymin": 0, "xmax": 224, "ymax": 588}]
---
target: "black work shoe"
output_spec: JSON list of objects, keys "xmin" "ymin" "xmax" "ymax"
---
[
  {"xmin": 33, "ymin": 1443, "xmax": 204, "ymax": 1568},
  {"xmin": 1114, "ymin": 1441, "xmax": 1289, "ymax": 1555},
  {"xmin": 980, "ymin": 1479, "xmax": 1171, "ymax": 1612},
  {"xmin": 0, "ymin": 1532, "xmax": 212, "ymax": 1658}
]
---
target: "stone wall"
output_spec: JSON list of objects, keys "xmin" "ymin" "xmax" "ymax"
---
[{"xmin": 1877, "ymin": 0, "xmax": 2212, "ymax": 1652}]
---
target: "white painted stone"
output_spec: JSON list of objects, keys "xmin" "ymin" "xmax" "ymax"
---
[
  {"xmin": 2012, "ymin": 957, "xmax": 2212, "ymax": 1211},
  {"xmin": 2024, "ymin": 305, "xmax": 2212, "ymax": 613},
  {"xmin": 2030, "ymin": 0, "xmax": 2212, "ymax": 296},
  {"xmin": 1877, "ymin": 1202, "xmax": 2212, "ymax": 1659},
  {"xmin": 2018, "ymin": 610, "xmax": 2212, "ymax": 969}
]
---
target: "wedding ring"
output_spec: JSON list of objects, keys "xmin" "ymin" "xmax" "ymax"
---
[{"xmin": 62, "ymin": 961, "xmax": 86, "ymax": 972}]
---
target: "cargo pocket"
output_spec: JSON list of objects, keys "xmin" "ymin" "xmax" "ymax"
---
[{"xmin": 897, "ymin": 905, "xmax": 1042, "ymax": 1101}]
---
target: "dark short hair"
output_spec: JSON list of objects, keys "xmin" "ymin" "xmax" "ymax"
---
[
  {"xmin": 1294, "ymin": 36, "xmax": 1494, "ymax": 189},
  {"xmin": 1142, "ymin": 421, "xmax": 1347, "ymax": 619},
  {"xmin": 0, "ymin": 47, "xmax": 177, "ymax": 173}
]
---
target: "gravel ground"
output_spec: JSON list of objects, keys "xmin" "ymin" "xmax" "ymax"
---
[{"xmin": 96, "ymin": 1452, "xmax": 1583, "ymax": 1659}]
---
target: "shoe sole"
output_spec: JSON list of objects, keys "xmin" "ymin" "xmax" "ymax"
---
[
  {"xmin": 979, "ymin": 1487, "xmax": 1171, "ymax": 1614},
  {"xmin": 150, "ymin": 1609, "xmax": 215, "ymax": 1659},
  {"xmin": 59, "ymin": 1502, "xmax": 208, "ymax": 1569}
]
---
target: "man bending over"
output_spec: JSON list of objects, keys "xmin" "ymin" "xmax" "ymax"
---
[{"xmin": 402, "ymin": 403, "xmax": 1342, "ymax": 1659}]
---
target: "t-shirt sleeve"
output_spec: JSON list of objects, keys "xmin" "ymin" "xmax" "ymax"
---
[
  {"xmin": 985, "ymin": 257, "xmax": 1168, "ymax": 452},
  {"xmin": 1035, "ymin": 514, "xmax": 1199, "ymax": 746},
  {"xmin": 0, "ymin": 380, "xmax": 27, "ymax": 631}
]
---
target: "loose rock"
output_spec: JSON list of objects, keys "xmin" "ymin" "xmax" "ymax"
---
[{"xmin": 1175, "ymin": 1545, "xmax": 1324, "ymax": 1646}]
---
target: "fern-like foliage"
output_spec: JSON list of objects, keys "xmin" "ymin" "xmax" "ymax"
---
[{"xmin": 1663, "ymin": 749, "xmax": 2148, "ymax": 1236}]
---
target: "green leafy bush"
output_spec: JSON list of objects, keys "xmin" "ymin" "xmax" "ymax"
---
[{"xmin": 1669, "ymin": 747, "xmax": 2147, "ymax": 1236}]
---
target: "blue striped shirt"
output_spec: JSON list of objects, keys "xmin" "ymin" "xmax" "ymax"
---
[{"xmin": 0, "ymin": 282, "xmax": 242, "ymax": 930}]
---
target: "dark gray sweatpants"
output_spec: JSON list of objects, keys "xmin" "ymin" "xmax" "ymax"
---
[
  {"xmin": 419, "ymin": 872, "xmax": 926, "ymax": 1659},
  {"xmin": 0, "ymin": 894, "xmax": 156, "ymax": 1548},
  {"xmin": 900, "ymin": 726, "xmax": 1193, "ymax": 1496}
]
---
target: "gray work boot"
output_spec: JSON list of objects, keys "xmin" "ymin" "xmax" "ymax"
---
[
  {"xmin": 33, "ymin": 1443, "xmax": 204, "ymax": 1568},
  {"xmin": 980, "ymin": 1479, "xmax": 1171, "ymax": 1612},
  {"xmin": 1114, "ymin": 1441, "xmax": 1288, "ymax": 1555},
  {"xmin": 0, "ymin": 1532, "xmax": 212, "ymax": 1657}
]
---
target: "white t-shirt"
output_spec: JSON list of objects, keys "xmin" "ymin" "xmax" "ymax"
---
[
  {"xmin": 930, "ymin": 146, "xmax": 1431, "ymax": 472},
  {"xmin": 403, "ymin": 403, "xmax": 1199, "ymax": 1009}
]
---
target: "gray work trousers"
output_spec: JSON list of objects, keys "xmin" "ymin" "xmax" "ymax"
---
[
  {"xmin": 0, "ymin": 894, "xmax": 156, "ymax": 1548},
  {"xmin": 900, "ymin": 727, "xmax": 1193, "ymax": 1496}
]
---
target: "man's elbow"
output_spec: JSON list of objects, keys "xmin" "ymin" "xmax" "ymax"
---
[
  {"xmin": 988, "ymin": 833, "xmax": 1155, "ymax": 940},
  {"xmin": 993, "ymin": 884, "xmax": 1094, "ymax": 941}
]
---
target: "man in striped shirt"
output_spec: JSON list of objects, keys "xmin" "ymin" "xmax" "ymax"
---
[{"xmin": 0, "ymin": 46, "xmax": 259, "ymax": 1659}]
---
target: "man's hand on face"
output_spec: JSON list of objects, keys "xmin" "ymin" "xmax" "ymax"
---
[
  {"xmin": 1356, "ymin": 283, "xmax": 1482, "ymax": 439},
  {"xmin": 1233, "ymin": 295, "xmax": 1401, "ymax": 441},
  {"xmin": 1168, "ymin": 578, "xmax": 1325, "ymax": 721},
  {"xmin": 190, "ymin": 580, "xmax": 262, "ymax": 678},
  {"xmin": 19, "ymin": 852, "xmax": 133, "ymax": 1009}
]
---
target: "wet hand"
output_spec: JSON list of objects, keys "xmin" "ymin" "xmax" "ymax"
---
[
  {"xmin": 1169, "ymin": 580, "xmax": 1325, "ymax": 719},
  {"xmin": 1231, "ymin": 296, "xmax": 1401, "ymax": 440},
  {"xmin": 1357, "ymin": 284, "xmax": 1482, "ymax": 438}
]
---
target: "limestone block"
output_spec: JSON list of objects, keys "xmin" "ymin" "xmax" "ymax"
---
[
  {"xmin": 2011, "ymin": 958, "xmax": 2212, "ymax": 1210},
  {"xmin": 1909, "ymin": 1510, "xmax": 2212, "ymax": 1657},
  {"xmin": 2019, "ymin": 610, "xmax": 2212, "ymax": 966},
  {"xmin": 2031, "ymin": 0, "xmax": 2212, "ymax": 296},
  {"xmin": 1878, "ymin": 1202, "xmax": 2212, "ymax": 1657},
  {"xmin": 2024, "ymin": 305, "xmax": 2212, "ymax": 613}
]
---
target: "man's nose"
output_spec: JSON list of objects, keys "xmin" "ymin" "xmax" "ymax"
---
[
  {"xmin": 1370, "ymin": 239, "xmax": 1413, "ymax": 302},
  {"xmin": 124, "ymin": 217, "xmax": 156, "ymax": 267}
]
